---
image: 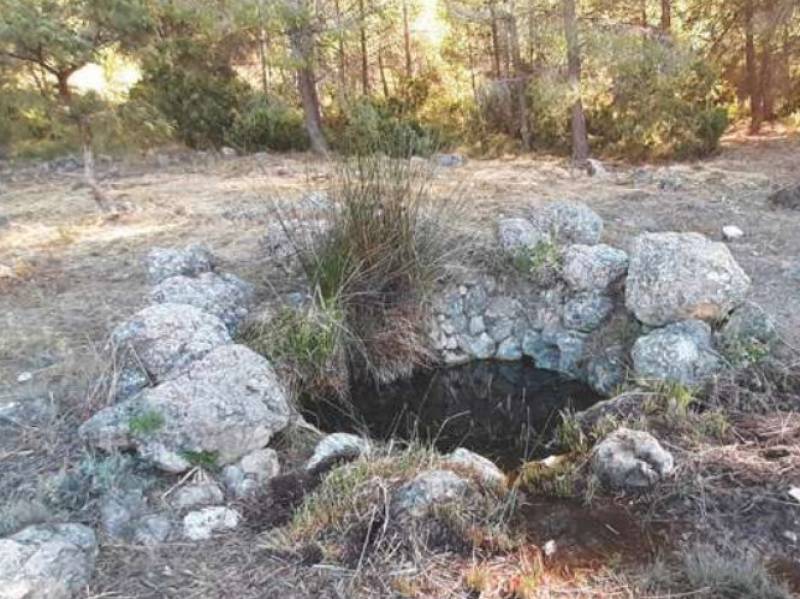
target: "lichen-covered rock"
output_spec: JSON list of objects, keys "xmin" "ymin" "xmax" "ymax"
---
[
  {"xmin": 445, "ymin": 448, "xmax": 506, "ymax": 488},
  {"xmin": 562, "ymin": 244, "xmax": 628, "ymax": 291},
  {"xmin": 458, "ymin": 332, "xmax": 495, "ymax": 359},
  {"xmin": 496, "ymin": 336, "xmax": 522, "ymax": 360},
  {"xmin": 131, "ymin": 514, "xmax": 171, "ymax": 546},
  {"xmin": 718, "ymin": 301, "xmax": 778, "ymax": 352},
  {"xmin": 530, "ymin": 201, "xmax": 604, "ymax": 245},
  {"xmin": 632, "ymin": 320, "xmax": 722, "ymax": 386},
  {"xmin": 391, "ymin": 470, "xmax": 471, "ymax": 518},
  {"xmin": 0, "ymin": 524, "xmax": 97, "ymax": 599},
  {"xmin": 79, "ymin": 344, "xmax": 291, "ymax": 473},
  {"xmin": 484, "ymin": 297, "xmax": 521, "ymax": 342},
  {"xmin": 625, "ymin": 232, "xmax": 751, "ymax": 326},
  {"xmin": 182, "ymin": 507, "xmax": 240, "ymax": 541},
  {"xmin": 592, "ymin": 428, "xmax": 674, "ymax": 490},
  {"xmin": 144, "ymin": 244, "xmax": 215, "ymax": 285},
  {"xmin": 172, "ymin": 482, "xmax": 224, "ymax": 510},
  {"xmin": 562, "ymin": 292, "xmax": 614, "ymax": 332},
  {"xmin": 100, "ymin": 489, "xmax": 146, "ymax": 539},
  {"xmin": 306, "ymin": 433, "xmax": 371, "ymax": 472},
  {"xmin": 497, "ymin": 218, "xmax": 546, "ymax": 253},
  {"xmin": 586, "ymin": 347, "xmax": 627, "ymax": 396},
  {"xmin": 521, "ymin": 330, "xmax": 560, "ymax": 371},
  {"xmin": 150, "ymin": 272, "xmax": 255, "ymax": 331},
  {"xmin": 221, "ymin": 448, "xmax": 281, "ymax": 499},
  {"xmin": 110, "ymin": 303, "xmax": 231, "ymax": 398}
]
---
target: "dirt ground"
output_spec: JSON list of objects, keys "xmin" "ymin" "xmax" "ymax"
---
[{"xmin": 2, "ymin": 132, "xmax": 800, "ymax": 597}]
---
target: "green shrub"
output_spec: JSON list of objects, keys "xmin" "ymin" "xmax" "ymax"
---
[
  {"xmin": 131, "ymin": 40, "xmax": 250, "ymax": 149},
  {"xmin": 226, "ymin": 97, "xmax": 309, "ymax": 153},
  {"xmin": 332, "ymin": 98, "xmax": 438, "ymax": 157}
]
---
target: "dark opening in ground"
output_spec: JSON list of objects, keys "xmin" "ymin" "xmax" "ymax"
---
[{"xmin": 302, "ymin": 359, "xmax": 601, "ymax": 470}]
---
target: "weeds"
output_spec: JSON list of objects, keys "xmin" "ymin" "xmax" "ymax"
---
[
  {"xmin": 128, "ymin": 409, "xmax": 165, "ymax": 436},
  {"xmin": 512, "ymin": 239, "xmax": 562, "ymax": 286},
  {"xmin": 180, "ymin": 450, "xmax": 219, "ymax": 470},
  {"xmin": 269, "ymin": 150, "xmax": 473, "ymax": 392},
  {"xmin": 644, "ymin": 544, "xmax": 794, "ymax": 599}
]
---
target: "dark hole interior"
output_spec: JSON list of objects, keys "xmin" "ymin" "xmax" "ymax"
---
[{"xmin": 302, "ymin": 358, "xmax": 602, "ymax": 471}]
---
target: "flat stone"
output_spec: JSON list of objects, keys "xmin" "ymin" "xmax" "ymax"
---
[
  {"xmin": 592, "ymin": 428, "xmax": 674, "ymax": 490},
  {"xmin": 562, "ymin": 244, "xmax": 628, "ymax": 291},
  {"xmin": 172, "ymin": 483, "xmax": 224, "ymax": 510}
]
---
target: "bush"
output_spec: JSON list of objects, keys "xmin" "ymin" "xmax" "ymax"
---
[
  {"xmin": 130, "ymin": 40, "xmax": 250, "ymax": 149},
  {"xmin": 226, "ymin": 97, "xmax": 309, "ymax": 153},
  {"xmin": 332, "ymin": 98, "xmax": 439, "ymax": 157},
  {"xmin": 587, "ymin": 36, "xmax": 728, "ymax": 160},
  {"xmin": 269, "ymin": 152, "xmax": 472, "ymax": 392}
]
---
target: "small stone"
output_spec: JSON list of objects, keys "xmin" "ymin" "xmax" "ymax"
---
[
  {"xmin": 306, "ymin": 433, "xmax": 371, "ymax": 472},
  {"xmin": 100, "ymin": 489, "xmax": 146, "ymax": 539},
  {"xmin": 220, "ymin": 146, "xmax": 237, "ymax": 158},
  {"xmin": 183, "ymin": 507, "xmax": 240, "ymax": 541},
  {"xmin": 445, "ymin": 448, "xmax": 506, "ymax": 488},
  {"xmin": 458, "ymin": 332, "xmax": 496, "ymax": 359},
  {"xmin": 592, "ymin": 428, "xmax": 674, "ymax": 490},
  {"xmin": 722, "ymin": 225, "xmax": 744, "ymax": 241},
  {"xmin": 239, "ymin": 448, "xmax": 280, "ymax": 482},
  {"xmin": 562, "ymin": 292, "xmax": 614, "ymax": 332},
  {"xmin": 16, "ymin": 372, "xmax": 32, "ymax": 383},
  {"xmin": 783, "ymin": 530, "xmax": 798, "ymax": 544},
  {"xmin": 497, "ymin": 218, "xmax": 547, "ymax": 253},
  {"xmin": 172, "ymin": 483, "xmax": 224, "ymax": 510},
  {"xmin": 144, "ymin": 245, "xmax": 215, "ymax": 285},
  {"xmin": 468, "ymin": 316, "xmax": 486, "ymax": 335},
  {"xmin": 131, "ymin": 514, "xmax": 171, "ymax": 546},
  {"xmin": 543, "ymin": 539, "xmax": 557, "ymax": 557},
  {"xmin": 495, "ymin": 337, "xmax": 522, "ymax": 361},
  {"xmin": 391, "ymin": 470, "xmax": 471, "ymax": 519}
]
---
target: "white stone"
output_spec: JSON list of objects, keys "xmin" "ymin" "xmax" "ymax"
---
[
  {"xmin": 306, "ymin": 433, "xmax": 370, "ymax": 471},
  {"xmin": 722, "ymin": 225, "xmax": 744, "ymax": 241},
  {"xmin": 183, "ymin": 507, "xmax": 240, "ymax": 541},
  {"xmin": 592, "ymin": 428, "xmax": 674, "ymax": 491}
]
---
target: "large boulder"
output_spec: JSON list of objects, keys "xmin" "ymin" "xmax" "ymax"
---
[
  {"xmin": 592, "ymin": 427, "xmax": 674, "ymax": 491},
  {"xmin": 530, "ymin": 201, "xmax": 604, "ymax": 245},
  {"xmin": 562, "ymin": 244, "xmax": 628, "ymax": 291},
  {"xmin": 0, "ymin": 524, "xmax": 97, "ymax": 599},
  {"xmin": 497, "ymin": 218, "xmax": 547, "ymax": 253},
  {"xmin": 718, "ymin": 301, "xmax": 778, "ymax": 353},
  {"xmin": 150, "ymin": 272, "xmax": 254, "ymax": 331},
  {"xmin": 625, "ymin": 232, "xmax": 751, "ymax": 326},
  {"xmin": 144, "ymin": 245, "xmax": 215, "ymax": 285},
  {"xmin": 110, "ymin": 303, "xmax": 231, "ymax": 398},
  {"xmin": 79, "ymin": 344, "xmax": 292, "ymax": 472},
  {"xmin": 632, "ymin": 320, "xmax": 722, "ymax": 386}
]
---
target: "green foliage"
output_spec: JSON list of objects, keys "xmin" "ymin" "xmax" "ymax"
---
[
  {"xmin": 554, "ymin": 410, "xmax": 589, "ymax": 454},
  {"xmin": 587, "ymin": 36, "xmax": 728, "ymax": 160},
  {"xmin": 332, "ymin": 97, "xmax": 439, "ymax": 157},
  {"xmin": 512, "ymin": 239, "xmax": 563, "ymax": 285},
  {"xmin": 518, "ymin": 454, "xmax": 580, "ymax": 498},
  {"xmin": 226, "ymin": 96, "xmax": 309, "ymax": 152},
  {"xmin": 180, "ymin": 449, "xmax": 219, "ymax": 470},
  {"xmin": 131, "ymin": 38, "xmax": 250, "ymax": 149},
  {"xmin": 128, "ymin": 409, "xmax": 164, "ymax": 436}
]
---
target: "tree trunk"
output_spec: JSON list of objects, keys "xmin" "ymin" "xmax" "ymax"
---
[
  {"xmin": 562, "ymin": 0, "xmax": 589, "ymax": 164},
  {"xmin": 745, "ymin": 0, "xmax": 761, "ymax": 133},
  {"xmin": 334, "ymin": 0, "xmax": 349, "ymax": 106},
  {"xmin": 760, "ymin": 40, "xmax": 774, "ymax": 121},
  {"xmin": 257, "ymin": 2, "xmax": 269, "ymax": 95},
  {"xmin": 660, "ymin": 0, "xmax": 671, "ymax": 32},
  {"xmin": 288, "ymin": 18, "xmax": 328, "ymax": 154},
  {"xmin": 378, "ymin": 48, "xmax": 390, "ymax": 99},
  {"xmin": 359, "ymin": 0, "xmax": 369, "ymax": 96},
  {"xmin": 489, "ymin": 2, "xmax": 502, "ymax": 79},
  {"xmin": 56, "ymin": 72, "xmax": 110, "ymax": 211},
  {"xmin": 506, "ymin": 3, "xmax": 531, "ymax": 150},
  {"xmin": 402, "ymin": 0, "xmax": 413, "ymax": 78},
  {"xmin": 639, "ymin": 0, "xmax": 648, "ymax": 27}
]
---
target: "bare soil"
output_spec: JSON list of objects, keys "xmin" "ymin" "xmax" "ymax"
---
[{"xmin": 2, "ymin": 132, "xmax": 800, "ymax": 597}]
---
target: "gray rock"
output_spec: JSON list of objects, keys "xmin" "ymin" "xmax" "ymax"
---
[
  {"xmin": 391, "ymin": 470, "xmax": 471, "ymax": 518},
  {"xmin": 562, "ymin": 292, "xmax": 614, "ymax": 332},
  {"xmin": 150, "ymin": 272, "xmax": 255, "ymax": 331},
  {"xmin": 521, "ymin": 330, "xmax": 560, "ymax": 371},
  {"xmin": 495, "ymin": 336, "xmax": 522, "ymax": 361},
  {"xmin": 530, "ymin": 201, "xmax": 603, "ymax": 245},
  {"xmin": 306, "ymin": 433, "xmax": 370, "ymax": 472},
  {"xmin": 221, "ymin": 465, "xmax": 250, "ymax": 498},
  {"xmin": 632, "ymin": 320, "xmax": 722, "ymax": 386},
  {"xmin": 445, "ymin": 448, "xmax": 506, "ymax": 488},
  {"xmin": 586, "ymin": 348, "xmax": 627, "ymax": 396},
  {"xmin": 497, "ymin": 218, "xmax": 546, "ymax": 253},
  {"xmin": 767, "ymin": 183, "xmax": 800, "ymax": 210},
  {"xmin": 625, "ymin": 232, "xmax": 751, "ymax": 326},
  {"xmin": 464, "ymin": 285, "xmax": 489, "ymax": 316},
  {"xmin": 131, "ymin": 514, "xmax": 171, "ymax": 546},
  {"xmin": 100, "ymin": 489, "xmax": 146, "ymax": 539},
  {"xmin": 110, "ymin": 303, "xmax": 231, "ymax": 397},
  {"xmin": 484, "ymin": 297, "xmax": 520, "ymax": 342},
  {"xmin": 562, "ymin": 244, "xmax": 628, "ymax": 291},
  {"xmin": 239, "ymin": 448, "xmax": 281, "ymax": 482},
  {"xmin": 458, "ymin": 332, "xmax": 496, "ymax": 359},
  {"xmin": 0, "ymin": 523, "xmax": 97, "ymax": 599},
  {"xmin": 172, "ymin": 483, "xmax": 224, "ymax": 510},
  {"xmin": 0, "ymin": 397, "xmax": 55, "ymax": 427},
  {"xmin": 144, "ymin": 245, "xmax": 215, "ymax": 285},
  {"xmin": 435, "ymin": 153, "xmax": 466, "ymax": 167},
  {"xmin": 586, "ymin": 158, "xmax": 609, "ymax": 178},
  {"xmin": 592, "ymin": 428, "xmax": 674, "ymax": 490},
  {"xmin": 718, "ymin": 301, "xmax": 778, "ymax": 353},
  {"xmin": 468, "ymin": 315, "xmax": 486, "ymax": 335},
  {"xmin": 80, "ymin": 344, "xmax": 292, "ymax": 472},
  {"xmin": 182, "ymin": 507, "xmax": 240, "ymax": 541},
  {"xmin": 556, "ymin": 329, "xmax": 587, "ymax": 376}
]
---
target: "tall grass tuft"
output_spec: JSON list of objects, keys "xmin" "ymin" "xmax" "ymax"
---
[{"xmin": 259, "ymin": 143, "xmax": 474, "ymax": 398}]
